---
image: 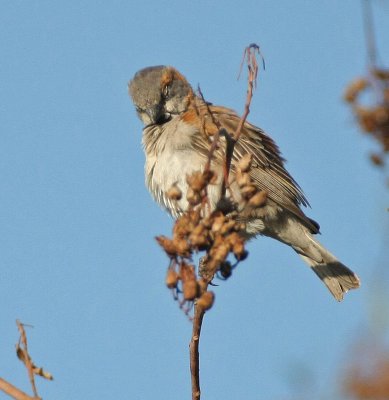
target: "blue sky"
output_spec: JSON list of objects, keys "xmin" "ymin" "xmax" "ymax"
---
[{"xmin": 1, "ymin": 1, "xmax": 389, "ymax": 399}]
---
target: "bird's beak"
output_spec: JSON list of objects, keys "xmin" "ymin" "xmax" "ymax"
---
[
  {"xmin": 146, "ymin": 104, "xmax": 170, "ymax": 124},
  {"xmin": 144, "ymin": 104, "xmax": 163, "ymax": 124}
]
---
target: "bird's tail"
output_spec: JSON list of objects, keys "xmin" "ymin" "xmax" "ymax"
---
[{"xmin": 296, "ymin": 234, "xmax": 360, "ymax": 301}]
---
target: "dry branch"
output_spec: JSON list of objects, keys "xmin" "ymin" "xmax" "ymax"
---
[
  {"xmin": 156, "ymin": 44, "xmax": 263, "ymax": 400},
  {"xmin": 0, "ymin": 377, "xmax": 40, "ymax": 400},
  {"xmin": 157, "ymin": 44, "xmax": 266, "ymax": 400},
  {"xmin": 0, "ymin": 321, "xmax": 53, "ymax": 400},
  {"xmin": 16, "ymin": 321, "xmax": 38, "ymax": 398},
  {"xmin": 189, "ymin": 296, "xmax": 206, "ymax": 400}
]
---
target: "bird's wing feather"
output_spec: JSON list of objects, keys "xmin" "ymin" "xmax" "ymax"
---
[{"xmin": 189, "ymin": 103, "xmax": 320, "ymax": 233}]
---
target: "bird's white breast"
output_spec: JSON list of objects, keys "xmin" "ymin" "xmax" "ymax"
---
[{"xmin": 142, "ymin": 117, "xmax": 214, "ymax": 217}]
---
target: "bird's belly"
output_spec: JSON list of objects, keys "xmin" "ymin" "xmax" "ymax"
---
[{"xmin": 147, "ymin": 150, "xmax": 221, "ymax": 216}]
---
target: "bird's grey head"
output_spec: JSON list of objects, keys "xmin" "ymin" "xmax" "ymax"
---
[{"xmin": 129, "ymin": 65, "xmax": 193, "ymax": 126}]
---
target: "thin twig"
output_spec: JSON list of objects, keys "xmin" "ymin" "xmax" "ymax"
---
[
  {"xmin": 362, "ymin": 0, "xmax": 377, "ymax": 67},
  {"xmin": 224, "ymin": 44, "xmax": 263, "ymax": 190},
  {"xmin": 188, "ymin": 46, "xmax": 262, "ymax": 400},
  {"xmin": 0, "ymin": 377, "xmax": 40, "ymax": 400},
  {"xmin": 189, "ymin": 280, "xmax": 208, "ymax": 400},
  {"xmin": 234, "ymin": 43, "xmax": 262, "ymax": 142},
  {"xmin": 16, "ymin": 321, "xmax": 38, "ymax": 398}
]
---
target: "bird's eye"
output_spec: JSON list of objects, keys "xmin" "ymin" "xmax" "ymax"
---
[
  {"xmin": 135, "ymin": 106, "xmax": 143, "ymax": 113},
  {"xmin": 162, "ymin": 85, "xmax": 170, "ymax": 97}
]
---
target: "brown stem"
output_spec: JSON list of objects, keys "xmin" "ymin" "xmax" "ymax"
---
[
  {"xmin": 188, "ymin": 44, "xmax": 263, "ymax": 400},
  {"xmin": 222, "ymin": 44, "xmax": 261, "ymax": 196},
  {"xmin": 233, "ymin": 44, "xmax": 261, "ymax": 143},
  {"xmin": 189, "ymin": 300, "xmax": 206, "ymax": 400},
  {"xmin": 16, "ymin": 321, "xmax": 38, "ymax": 398},
  {"xmin": 362, "ymin": 0, "xmax": 377, "ymax": 67},
  {"xmin": 0, "ymin": 377, "xmax": 40, "ymax": 400}
]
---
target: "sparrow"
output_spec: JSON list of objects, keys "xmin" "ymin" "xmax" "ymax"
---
[{"xmin": 128, "ymin": 65, "xmax": 360, "ymax": 301}]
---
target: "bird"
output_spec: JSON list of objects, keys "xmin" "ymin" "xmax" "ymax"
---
[{"xmin": 128, "ymin": 65, "xmax": 360, "ymax": 301}]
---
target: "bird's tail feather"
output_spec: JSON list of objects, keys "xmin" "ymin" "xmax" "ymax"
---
[
  {"xmin": 299, "ymin": 254, "xmax": 360, "ymax": 301},
  {"xmin": 296, "ymin": 234, "xmax": 360, "ymax": 301}
]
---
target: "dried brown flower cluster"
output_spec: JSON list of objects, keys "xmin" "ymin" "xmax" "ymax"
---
[
  {"xmin": 235, "ymin": 153, "xmax": 268, "ymax": 208},
  {"xmin": 157, "ymin": 50, "xmax": 266, "ymax": 317},
  {"xmin": 156, "ymin": 145, "xmax": 269, "ymax": 316},
  {"xmin": 344, "ymin": 68, "xmax": 389, "ymax": 168},
  {"xmin": 156, "ymin": 160, "xmax": 256, "ymax": 315}
]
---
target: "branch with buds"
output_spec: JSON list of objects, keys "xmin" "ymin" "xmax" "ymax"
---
[
  {"xmin": 0, "ymin": 321, "xmax": 53, "ymax": 400},
  {"xmin": 156, "ymin": 44, "xmax": 264, "ymax": 400}
]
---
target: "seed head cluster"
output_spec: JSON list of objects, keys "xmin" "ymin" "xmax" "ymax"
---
[
  {"xmin": 156, "ymin": 155, "xmax": 266, "ymax": 315},
  {"xmin": 344, "ymin": 68, "xmax": 389, "ymax": 170},
  {"xmin": 235, "ymin": 153, "xmax": 268, "ymax": 208}
]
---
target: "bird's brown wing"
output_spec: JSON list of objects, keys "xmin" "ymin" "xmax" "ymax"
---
[{"xmin": 189, "ymin": 103, "xmax": 320, "ymax": 234}]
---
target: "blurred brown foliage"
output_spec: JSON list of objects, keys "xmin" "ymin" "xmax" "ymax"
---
[
  {"xmin": 344, "ymin": 68, "xmax": 389, "ymax": 169},
  {"xmin": 341, "ymin": 2, "xmax": 389, "ymax": 398},
  {"xmin": 343, "ymin": 339, "xmax": 389, "ymax": 399}
]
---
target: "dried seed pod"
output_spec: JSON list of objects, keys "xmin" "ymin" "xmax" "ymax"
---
[
  {"xmin": 186, "ymin": 171, "xmax": 207, "ymax": 192},
  {"xmin": 205, "ymin": 258, "xmax": 219, "ymax": 274},
  {"xmin": 226, "ymin": 231, "xmax": 240, "ymax": 244},
  {"xmin": 173, "ymin": 238, "xmax": 191, "ymax": 257},
  {"xmin": 372, "ymin": 68, "xmax": 389, "ymax": 80},
  {"xmin": 189, "ymin": 224, "xmax": 210, "ymax": 249},
  {"xmin": 173, "ymin": 216, "xmax": 192, "ymax": 238},
  {"xmin": 343, "ymin": 78, "xmax": 368, "ymax": 103},
  {"xmin": 190, "ymin": 234, "xmax": 209, "ymax": 250},
  {"xmin": 248, "ymin": 190, "xmax": 268, "ymax": 207},
  {"xmin": 183, "ymin": 280, "xmax": 198, "ymax": 301},
  {"xmin": 211, "ymin": 214, "xmax": 226, "ymax": 233},
  {"xmin": 197, "ymin": 291, "xmax": 215, "ymax": 311},
  {"xmin": 166, "ymin": 184, "xmax": 182, "ymax": 201},
  {"xmin": 156, "ymin": 236, "xmax": 177, "ymax": 257},
  {"xmin": 235, "ymin": 248, "xmax": 248, "ymax": 261},
  {"xmin": 374, "ymin": 106, "xmax": 389, "ymax": 124},
  {"xmin": 211, "ymin": 242, "xmax": 230, "ymax": 263},
  {"xmin": 220, "ymin": 219, "xmax": 238, "ymax": 235},
  {"xmin": 187, "ymin": 187, "xmax": 202, "ymax": 206},
  {"xmin": 212, "ymin": 233, "xmax": 225, "ymax": 247},
  {"xmin": 240, "ymin": 184, "xmax": 258, "ymax": 199},
  {"xmin": 233, "ymin": 239, "xmax": 245, "ymax": 255},
  {"xmin": 190, "ymin": 224, "xmax": 205, "ymax": 237},
  {"xmin": 188, "ymin": 209, "xmax": 201, "ymax": 225},
  {"xmin": 356, "ymin": 107, "xmax": 377, "ymax": 133},
  {"xmin": 166, "ymin": 268, "xmax": 179, "ymax": 289},
  {"xmin": 181, "ymin": 262, "xmax": 196, "ymax": 279},
  {"xmin": 219, "ymin": 261, "xmax": 232, "ymax": 279},
  {"xmin": 238, "ymin": 153, "xmax": 252, "ymax": 172},
  {"xmin": 370, "ymin": 153, "xmax": 384, "ymax": 167},
  {"xmin": 202, "ymin": 216, "xmax": 213, "ymax": 229},
  {"xmin": 197, "ymin": 278, "xmax": 208, "ymax": 295},
  {"xmin": 225, "ymin": 232, "xmax": 248, "ymax": 260}
]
